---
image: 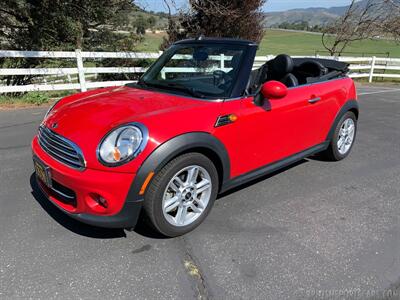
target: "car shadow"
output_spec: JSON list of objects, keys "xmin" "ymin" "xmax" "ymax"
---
[
  {"xmin": 218, "ymin": 159, "xmax": 307, "ymax": 199},
  {"xmin": 132, "ymin": 213, "xmax": 168, "ymax": 239},
  {"xmin": 307, "ymin": 153, "xmax": 333, "ymax": 162}
]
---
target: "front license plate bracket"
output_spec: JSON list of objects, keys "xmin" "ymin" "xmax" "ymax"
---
[{"xmin": 33, "ymin": 157, "xmax": 52, "ymax": 188}]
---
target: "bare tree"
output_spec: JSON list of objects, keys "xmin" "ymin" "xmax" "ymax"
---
[
  {"xmin": 322, "ymin": 0, "xmax": 400, "ymax": 56},
  {"xmin": 160, "ymin": 0, "xmax": 183, "ymax": 49},
  {"xmin": 161, "ymin": 0, "xmax": 266, "ymax": 49},
  {"xmin": 380, "ymin": 0, "xmax": 400, "ymax": 41}
]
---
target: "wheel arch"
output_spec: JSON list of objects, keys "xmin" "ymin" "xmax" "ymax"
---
[
  {"xmin": 126, "ymin": 132, "xmax": 230, "ymax": 202},
  {"xmin": 326, "ymin": 100, "xmax": 359, "ymax": 142},
  {"xmin": 176, "ymin": 146, "xmax": 225, "ymax": 189},
  {"xmin": 348, "ymin": 107, "xmax": 359, "ymax": 119}
]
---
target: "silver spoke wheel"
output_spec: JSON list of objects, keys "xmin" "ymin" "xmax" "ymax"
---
[
  {"xmin": 162, "ymin": 165, "xmax": 212, "ymax": 227},
  {"xmin": 337, "ymin": 118, "xmax": 355, "ymax": 155}
]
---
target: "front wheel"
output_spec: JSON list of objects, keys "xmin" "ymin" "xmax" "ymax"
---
[
  {"xmin": 322, "ymin": 111, "xmax": 357, "ymax": 161},
  {"xmin": 143, "ymin": 153, "xmax": 219, "ymax": 237}
]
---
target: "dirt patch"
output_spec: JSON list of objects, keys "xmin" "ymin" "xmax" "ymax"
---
[{"xmin": 0, "ymin": 103, "xmax": 52, "ymax": 110}]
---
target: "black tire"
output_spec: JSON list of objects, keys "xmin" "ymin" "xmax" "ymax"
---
[
  {"xmin": 322, "ymin": 111, "xmax": 357, "ymax": 161},
  {"xmin": 143, "ymin": 153, "xmax": 219, "ymax": 237}
]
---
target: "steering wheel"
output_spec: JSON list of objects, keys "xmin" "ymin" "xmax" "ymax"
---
[{"xmin": 213, "ymin": 70, "xmax": 228, "ymax": 87}]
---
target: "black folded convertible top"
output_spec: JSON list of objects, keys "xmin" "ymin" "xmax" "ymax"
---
[{"xmin": 293, "ymin": 58, "xmax": 349, "ymax": 73}]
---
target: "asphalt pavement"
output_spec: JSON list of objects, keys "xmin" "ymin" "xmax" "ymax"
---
[{"xmin": 0, "ymin": 84, "xmax": 400, "ymax": 299}]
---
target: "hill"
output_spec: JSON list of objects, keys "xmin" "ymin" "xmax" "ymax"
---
[
  {"xmin": 265, "ymin": 0, "xmax": 399, "ymax": 27},
  {"xmin": 265, "ymin": 8, "xmax": 340, "ymax": 27}
]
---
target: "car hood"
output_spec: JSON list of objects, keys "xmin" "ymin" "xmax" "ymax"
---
[{"xmin": 44, "ymin": 86, "xmax": 207, "ymax": 138}]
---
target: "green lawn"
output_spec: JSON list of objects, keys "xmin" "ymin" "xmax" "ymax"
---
[{"xmin": 137, "ymin": 29, "xmax": 400, "ymax": 58}]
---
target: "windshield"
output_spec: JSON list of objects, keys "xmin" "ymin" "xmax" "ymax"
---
[{"xmin": 137, "ymin": 44, "xmax": 246, "ymax": 99}]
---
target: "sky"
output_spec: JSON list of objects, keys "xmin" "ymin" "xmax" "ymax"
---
[{"xmin": 137, "ymin": 0, "xmax": 354, "ymax": 13}]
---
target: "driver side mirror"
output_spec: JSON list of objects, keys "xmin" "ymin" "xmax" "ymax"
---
[
  {"xmin": 254, "ymin": 80, "xmax": 288, "ymax": 107},
  {"xmin": 261, "ymin": 81, "xmax": 288, "ymax": 99}
]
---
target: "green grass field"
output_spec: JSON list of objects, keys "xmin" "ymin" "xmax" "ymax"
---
[{"xmin": 138, "ymin": 29, "xmax": 400, "ymax": 58}]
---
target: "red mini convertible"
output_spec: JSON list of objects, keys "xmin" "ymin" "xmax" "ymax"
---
[{"xmin": 32, "ymin": 38, "xmax": 358, "ymax": 236}]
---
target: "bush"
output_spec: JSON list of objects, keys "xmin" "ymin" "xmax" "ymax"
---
[
  {"xmin": 23, "ymin": 92, "xmax": 50, "ymax": 106},
  {"xmin": 0, "ymin": 92, "xmax": 50, "ymax": 106}
]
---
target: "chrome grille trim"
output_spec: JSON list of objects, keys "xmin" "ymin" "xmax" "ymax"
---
[{"xmin": 38, "ymin": 125, "xmax": 86, "ymax": 171}]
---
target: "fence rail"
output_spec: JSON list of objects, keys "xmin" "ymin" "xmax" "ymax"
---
[{"xmin": 1, "ymin": 49, "xmax": 399, "ymax": 94}]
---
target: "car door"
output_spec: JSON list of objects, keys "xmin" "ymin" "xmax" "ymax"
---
[
  {"xmin": 235, "ymin": 84, "xmax": 324, "ymax": 175},
  {"xmin": 311, "ymin": 79, "xmax": 354, "ymax": 142}
]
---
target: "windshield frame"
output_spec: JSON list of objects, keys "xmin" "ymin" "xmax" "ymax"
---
[{"xmin": 128, "ymin": 41, "xmax": 257, "ymax": 100}]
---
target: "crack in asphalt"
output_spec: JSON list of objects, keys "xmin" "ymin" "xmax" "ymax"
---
[
  {"xmin": 179, "ymin": 237, "xmax": 211, "ymax": 300},
  {"xmin": 0, "ymin": 121, "xmax": 36, "ymax": 130},
  {"xmin": 0, "ymin": 144, "xmax": 30, "ymax": 151}
]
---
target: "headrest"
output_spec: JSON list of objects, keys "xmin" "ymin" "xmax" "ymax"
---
[
  {"xmin": 269, "ymin": 54, "xmax": 294, "ymax": 78},
  {"xmin": 298, "ymin": 60, "xmax": 328, "ymax": 77}
]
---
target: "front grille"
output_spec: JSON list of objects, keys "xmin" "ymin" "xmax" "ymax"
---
[{"xmin": 38, "ymin": 125, "xmax": 86, "ymax": 170}]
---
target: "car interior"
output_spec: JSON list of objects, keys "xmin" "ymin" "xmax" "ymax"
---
[{"xmin": 247, "ymin": 54, "xmax": 349, "ymax": 94}]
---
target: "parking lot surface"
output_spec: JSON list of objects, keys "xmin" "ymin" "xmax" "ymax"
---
[{"xmin": 0, "ymin": 85, "xmax": 399, "ymax": 299}]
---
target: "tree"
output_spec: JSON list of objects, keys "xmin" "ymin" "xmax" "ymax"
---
[
  {"xmin": 322, "ymin": 0, "xmax": 400, "ymax": 56},
  {"xmin": 147, "ymin": 16, "xmax": 157, "ymax": 29},
  {"xmin": 381, "ymin": 0, "xmax": 400, "ymax": 40},
  {"xmin": 277, "ymin": 21, "xmax": 310, "ymax": 31},
  {"xmin": 161, "ymin": 0, "xmax": 266, "ymax": 49},
  {"xmin": 135, "ymin": 15, "xmax": 147, "ymax": 35},
  {"xmin": 0, "ymin": 0, "xmax": 142, "ymax": 88},
  {"xmin": 0, "ymin": 0, "xmax": 140, "ymax": 51}
]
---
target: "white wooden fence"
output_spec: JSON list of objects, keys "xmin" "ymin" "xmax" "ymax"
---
[{"xmin": 1, "ymin": 49, "xmax": 400, "ymax": 94}]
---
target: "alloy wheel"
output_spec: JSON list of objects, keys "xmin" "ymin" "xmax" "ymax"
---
[
  {"xmin": 162, "ymin": 165, "xmax": 212, "ymax": 227},
  {"xmin": 337, "ymin": 118, "xmax": 355, "ymax": 155}
]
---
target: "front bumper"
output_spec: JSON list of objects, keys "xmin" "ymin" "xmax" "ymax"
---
[{"xmin": 32, "ymin": 136, "xmax": 143, "ymax": 228}]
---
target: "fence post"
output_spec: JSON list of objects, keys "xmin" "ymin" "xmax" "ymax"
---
[
  {"xmin": 75, "ymin": 49, "xmax": 87, "ymax": 92},
  {"xmin": 369, "ymin": 56, "xmax": 376, "ymax": 83},
  {"xmin": 220, "ymin": 54, "xmax": 225, "ymax": 69}
]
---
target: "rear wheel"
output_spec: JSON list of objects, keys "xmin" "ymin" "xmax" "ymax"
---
[
  {"xmin": 322, "ymin": 111, "xmax": 357, "ymax": 161},
  {"xmin": 144, "ymin": 153, "xmax": 218, "ymax": 237}
]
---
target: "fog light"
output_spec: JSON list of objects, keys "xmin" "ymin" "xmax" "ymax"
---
[{"xmin": 95, "ymin": 195, "xmax": 108, "ymax": 208}]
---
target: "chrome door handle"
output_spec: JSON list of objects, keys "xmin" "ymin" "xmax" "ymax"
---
[{"xmin": 308, "ymin": 97, "xmax": 321, "ymax": 104}]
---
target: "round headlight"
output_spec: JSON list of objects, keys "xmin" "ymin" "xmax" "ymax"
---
[{"xmin": 98, "ymin": 124, "xmax": 148, "ymax": 166}]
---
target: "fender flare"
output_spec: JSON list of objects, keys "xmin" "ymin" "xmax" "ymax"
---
[
  {"xmin": 126, "ymin": 132, "xmax": 231, "ymax": 202},
  {"xmin": 326, "ymin": 100, "xmax": 359, "ymax": 142}
]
